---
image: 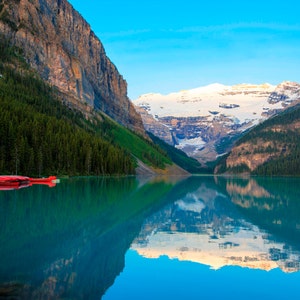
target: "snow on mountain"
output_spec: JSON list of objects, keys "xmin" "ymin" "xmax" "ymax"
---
[
  {"xmin": 133, "ymin": 82, "xmax": 300, "ymax": 165},
  {"xmin": 136, "ymin": 83, "xmax": 280, "ymax": 124}
]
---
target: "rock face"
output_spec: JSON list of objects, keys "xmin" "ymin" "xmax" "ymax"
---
[
  {"xmin": 215, "ymin": 109, "xmax": 300, "ymax": 174},
  {"xmin": 0, "ymin": 0, "xmax": 144, "ymax": 134},
  {"xmin": 224, "ymin": 141, "xmax": 283, "ymax": 172},
  {"xmin": 135, "ymin": 106, "xmax": 173, "ymax": 144},
  {"xmin": 134, "ymin": 82, "xmax": 300, "ymax": 165}
]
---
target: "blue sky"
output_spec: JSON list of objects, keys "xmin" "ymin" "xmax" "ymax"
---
[{"xmin": 68, "ymin": 0, "xmax": 300, "ymax": 99}]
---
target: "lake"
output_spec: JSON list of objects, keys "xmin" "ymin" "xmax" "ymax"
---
[{"xmin": 1, "ymin": 176, "xmax": 300, "ymax": 299}]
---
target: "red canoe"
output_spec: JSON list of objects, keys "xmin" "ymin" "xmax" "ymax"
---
[
  {"xmin": 0, "ymin": 175, "xmax": 57, "ymax": 190},
  {"xmin": 29, "ymin": 176, "xmax": 57, "ymax": 183},
  {"xmin": 0, "ymin": 175, "xmax": 30, "ymax": 185}
]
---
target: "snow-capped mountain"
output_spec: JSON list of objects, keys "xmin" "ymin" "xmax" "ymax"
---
[{"xmin": 133, "ymin": 82, "xmax": 300, "ymax": 165}]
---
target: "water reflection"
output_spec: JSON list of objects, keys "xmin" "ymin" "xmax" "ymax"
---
[
  {"xmin": 132, "ymin": 176, "xmax": 300, "ymax": 273},
  {"xmin": 1, "ymin": 176, "xmax": 300, "ymax": 299},
  {"xmin": 0, "ymin": 176, "xmax": 184, "ymax": 299}
]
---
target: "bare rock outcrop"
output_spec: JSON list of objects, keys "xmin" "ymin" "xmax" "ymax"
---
[{"xmin": 0, "ymin": 0, "xmax": 144, "ymax": 134}]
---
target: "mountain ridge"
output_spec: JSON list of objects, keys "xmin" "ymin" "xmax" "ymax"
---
[{"xmin": 134, "ymin": 81, "xmax": 300, "ymax": 166}]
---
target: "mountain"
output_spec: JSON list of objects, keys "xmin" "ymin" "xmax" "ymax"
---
[
  {"xmin": 215, "ymin": 103, "xmax": 300, "ymax": 175},
  {"xmin": 134, "ymin": 82, "xmax": 300, "ymax": 167},
  {"xmin": 0, "ymin": 1, "xmax": 185, "ymax": 176},
  {"xmin": 0, "ymin": 0, "xmax": 144, "ymax": 134}
]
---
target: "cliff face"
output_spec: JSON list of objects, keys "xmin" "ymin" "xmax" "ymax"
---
[
  {"xmin": 135, "ymin": 106, "xmax": 173, "ymax": 144},
  {"xmin": 0, "ymin": 0, "xmax": 144, "ymax": 134}
]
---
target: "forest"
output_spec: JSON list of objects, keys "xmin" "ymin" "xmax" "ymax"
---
[
  {"xmin": 0, "ymin": 64, "xmax": 136, "ymax": 176},
  {"xmin": 0, "ymin": 37, "xmax": 171, "ymax": 176},
  {"xmin": 232, "ymin": 104, "xmax": 300, "ymax": 176}
]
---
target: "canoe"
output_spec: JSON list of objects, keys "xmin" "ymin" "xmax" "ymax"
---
[
  {"xmin": 0, "ymin": 175, "xmax": 57, "ymax": 190},
  {"xmin": 0, "ymin": 175, "xmax": 30, "ymax": 185},
  {"xmin": 29, "ymin": 176, "xmax": 57, "ymax": 183}
]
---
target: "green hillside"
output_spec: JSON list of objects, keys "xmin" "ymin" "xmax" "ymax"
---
[
  {"xmin": 251, "ymin": 105, "xmax": 300, "ymax": 176},
  {"xmin": 0, "ymin": 38, "xmax": 171, "ymax": 176},
  {"xmin": 216, "ymin": 104, "xmax": 300, "ymax": 176}
]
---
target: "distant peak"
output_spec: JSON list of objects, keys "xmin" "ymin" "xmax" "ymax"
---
[
  {"xmin": 231, "ymin": 83, "xmax": 275, "ymax": 90},
  {"xmin": 134, "ymin": 82, "xmax": 300, "ymax": 101},
  {"xmin": 277, "ymin": 81, "xmax": 300, "ymax": 87}
]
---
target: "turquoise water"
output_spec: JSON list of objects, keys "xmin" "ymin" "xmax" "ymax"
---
[{"xmin": 1, "ymin": 176, "xmax": 300, "ymax": 299}]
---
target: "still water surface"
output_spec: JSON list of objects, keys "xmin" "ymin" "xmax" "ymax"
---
[{"xmin": 0, "ymin": 176, "xmax": 300, "ymax": 299}]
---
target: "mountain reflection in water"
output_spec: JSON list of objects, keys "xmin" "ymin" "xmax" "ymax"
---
[
  {"xmin": 0, "ymin": 176, "xmax": 300, "ymax": 299},
  {"xmin": 132, "ymin": 176, "xmax": 300, "ymax": 273}
]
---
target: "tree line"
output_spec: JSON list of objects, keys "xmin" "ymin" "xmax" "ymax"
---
[{"xmin": 0, "ymin": 64, "xmax": 135, "ymax": 176}]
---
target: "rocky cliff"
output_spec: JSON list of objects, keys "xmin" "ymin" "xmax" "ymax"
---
[{"xmin": 0, "ymin": 0, "xmax": 144, "ymax": 134}]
